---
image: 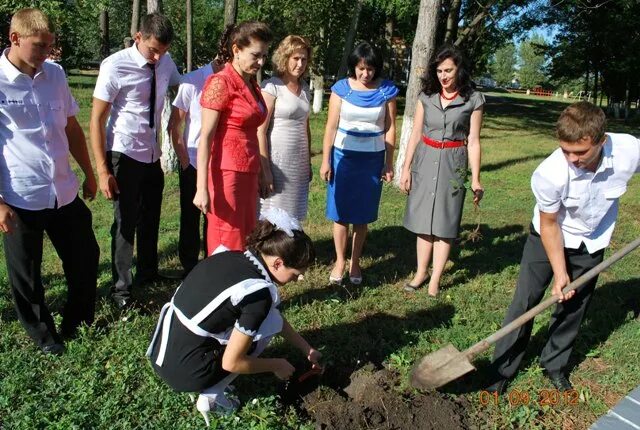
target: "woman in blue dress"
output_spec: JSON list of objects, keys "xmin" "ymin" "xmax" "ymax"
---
[{"xmin": 319, "ymin": 42, "xmax": 398, "ymax": 285}]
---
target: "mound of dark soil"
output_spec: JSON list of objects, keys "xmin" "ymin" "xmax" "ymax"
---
[{"xmin": 299, "ymin": 365, "xmax": 470, "ymax": 430}]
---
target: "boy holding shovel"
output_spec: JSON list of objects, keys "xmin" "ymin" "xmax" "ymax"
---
[{"xmin": 488, "ymin": 101, "xmax": 640, "ymax": 393}]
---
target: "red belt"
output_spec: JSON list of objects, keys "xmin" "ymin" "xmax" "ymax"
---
[{"xmin": 422, "ymin": 135, "xmax": 465, "ymax": 148}]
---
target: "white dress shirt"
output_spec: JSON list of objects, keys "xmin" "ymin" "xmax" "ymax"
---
[
  {"xmin": 531, "ymin": 133, "xmax": 640, "ymax": 253},
  {"xmin": 171, "ymin": 63, "xmax": 213, "ymax": 168},
  {"xmin": 93, "ymin": 44, "xmax": 181, "ymax": 163},
  {"xmin": 0, "ymin": 50, "xmax": 80, "ymax": 210}
]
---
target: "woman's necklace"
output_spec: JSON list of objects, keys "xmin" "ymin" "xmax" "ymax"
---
[{"xmin": 440, "ymin": 90, "xmax": 459, "ymax": 100}]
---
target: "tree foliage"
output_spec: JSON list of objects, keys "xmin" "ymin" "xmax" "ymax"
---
[
  {"xmin": 442, "ymin": 0, "xmax": 543, "ymax": 76},
  {"xmin": 489, "ymin": 42, "xmax": 516, "ymax": 86},
  {"xmin": 545, "ymin": 0, "xmax": 640, "ymax": 104},
  {"xmin": 10, "ymin": 0, "xmax": 634, "ymax": 106},
  {"xmin": 518, "ymin": 34, "xmax": 546, "ymax": 88},
  {"xmin": 1, "ymin": 0, "xmax": 105, "ymax": 69},
  {"xmin": 1, "ymin": 0, "xmax": 223, "ymax": 71}
]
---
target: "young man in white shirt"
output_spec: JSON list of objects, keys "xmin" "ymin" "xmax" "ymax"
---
[
  {"xmin": 488, "ymin": 101, "xmax": 640, "ymax": 393},
  {"xmin": 168, "ymin": 61, "xmax": 218, "ymax": 277},
  {"xmin": 90, "ymin": 13, "xmax": 181, "ymax": 308},
  {"xmin": 0, "ymin": 9, "xmax": 99, "ymax": 355}
]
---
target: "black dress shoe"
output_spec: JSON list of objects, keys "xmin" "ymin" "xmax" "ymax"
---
[
  {"xmin": 60, "ymin": 326, "xmax": 78, "ymax": 340},
  {"xmin": 486, "ymin": 377, "xmax": 509, "ymax": 395},
  {"xmin": 112, "ymin": 296, "xmax": 134, "ymax": 310},
  {"xmin": 41, "ymin": 343, "xmax": 65, "ymax": 356},
  {"xmin": 546, "ymin": 372, "xmax": 573, "ymax": 391}
]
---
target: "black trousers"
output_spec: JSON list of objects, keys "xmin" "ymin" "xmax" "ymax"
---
[
  {"xmin": 178, "ymin": 165, "xmax": 206, "ymax": 275},
  {"xmin": 108, "ymin": 151, "xmax": 164, "ymax": 299},
  {"xmin": 3, "ymin": 197, "xmax": 99, "ymax": 347},
  {"xmin": 492, "ymin": 231, "xmax": 604, "ymax": 378}
]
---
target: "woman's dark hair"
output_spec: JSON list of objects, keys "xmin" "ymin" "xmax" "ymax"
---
[
  {"xmin": 422, "ymin": 44, "xmax": 474, "ymax": 101},
  {"xmin": 217, "ymin": 21, "xmax": 273, "ymax": 64},
  {"xmin": 246, "ymin": 220, "xmax": 315, "ymax": 270},
  {"xmin": 347, "ymin": 42, "xmax": 383, "ymax": 81}
]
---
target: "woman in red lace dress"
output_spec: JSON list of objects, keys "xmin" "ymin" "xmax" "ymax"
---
[{"xmin": 193, "ymin": 22, "xmax": 273, "ymax": 253}]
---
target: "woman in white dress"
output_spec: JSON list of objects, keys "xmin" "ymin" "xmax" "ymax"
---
[{"xmin": 258, "ymin": 35, "xmax": 312, "ymax": 222}]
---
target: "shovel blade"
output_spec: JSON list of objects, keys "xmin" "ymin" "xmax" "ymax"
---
[{"xmin": 410, "ymin": 343, "xmax": 476, "ymax": 390}]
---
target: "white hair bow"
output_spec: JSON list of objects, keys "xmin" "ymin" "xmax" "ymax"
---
[{"xmin": 259, "ymin": 208, "xmax": 301, "ymax": 237}]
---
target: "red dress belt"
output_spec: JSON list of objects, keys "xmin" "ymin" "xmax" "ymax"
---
[{"xmin": 422, "ymin": 135, "xmax": 465, "ymax": 148}]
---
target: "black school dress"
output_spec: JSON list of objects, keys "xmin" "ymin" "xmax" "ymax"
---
[{"xmin": 147, "ymin": 249, "xmax": 282, "ymax": 392}]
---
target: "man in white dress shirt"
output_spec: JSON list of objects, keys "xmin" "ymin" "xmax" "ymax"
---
[
  {"xmin": 0, "ymin": 9, "xmax": 99, "ymax": 355},
  {"xmin": 90, "ymin": 13, "xmax": 181, "ymax": 308},
  {"xmin": 488, "ymin": 101, "xmax": 640, "ymax": 393},
  {"xmin": 168, "ymin": 61, "xmax": 217, "ymax": 277}
]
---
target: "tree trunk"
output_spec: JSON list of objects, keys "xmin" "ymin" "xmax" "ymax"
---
[
  {"xmin": 186, "ymin": 0, "xmax": 192, "ymax": 72},
  {"xmin": 147, "ymin": 0, "xmax": 162, "ymax": 14},
  {"xmin": 336, "ymin": 0, "xmax": 363, "ymax": 79},
  {"xmin": 584, "ymin": 64, "xmax": 590, "ymax": 94},
  {"xmin": 311, "ymin": 73, "xmax": 325, "ymax": 114},
  {"xmin": 394, "ymin": 0, "xmax": 442, "ymax": 184},
  {"xmin": 224, "ymin": 0, "xmax": 238, "ymax": 27},
  {"xmin": 99, "ymin": 9, "xmax": 109, "ymax": 60},
  {"xmin": 131, "ymin": 0, "xmax": 141, "ymax": 36},
  {"xmin": 593, "ymin": 68, "xmax": 598, "ymax": 104},
  {"xmin": 384, "ymin": 15, "xmax": 394, "ymax": 77},
  {"xmin": 444, "ymin": 0, "xmax": 462, "ymax": 43},
  {"xmin": 311, "ymin": 26, "xmax": 326, "ymax": 114},
  {"xmin": 385, "ymin": 16, "xmax": 394, "ymax": 42},
  {"xmin": 160, "ymin": 93, "xmax": 178, "ymax": 173},
  {"xmin": 143, "ymin": 0, "xmax": 175, "ymax": 172},
  {"xmin": 624, "ymin": 80, "xmax": 631, "ymax": 120}
]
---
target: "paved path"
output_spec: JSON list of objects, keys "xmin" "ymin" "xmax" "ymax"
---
[{"xmin": 591, "ymin": 386, "xmax": 640, "ymax": 429}]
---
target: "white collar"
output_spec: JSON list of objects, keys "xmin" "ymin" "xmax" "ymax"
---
[
  {"xmin": 211, "ymin": 245, "xmax": 273, "ymax": 284},
  {"xmin": 130, "ymin": 43, "xmax": 153, "ymax": 68},
  {"xmin": 211, "ymin": 244, "xmax": 273, "ymax": 283},
  {"xmin": 599, "ymin": 135, "xmax": 614, "ymax": 171},
  {"xmin": 570, "ymin": 135, "xmax": 613, "ymax": 178},
  {"xmin": 244, "ymin": 250, "xmax": 272, "ymax": 283},
  {"xmin": 0, "ymin": 48, "xmax": 46, "ymax": 82}
]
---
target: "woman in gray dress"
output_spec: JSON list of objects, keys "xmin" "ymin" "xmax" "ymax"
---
[
  {"xmin": 399, "ymin": 45, "xmax": 485, "ymax": 296},
  {"xmin": 258, "ymin": 35, "xmax": 312, "ymax": 222}
]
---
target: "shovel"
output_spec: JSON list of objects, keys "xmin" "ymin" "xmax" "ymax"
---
[
  {"xmin": 281, "ymin": 364, "xmax": 325, "ymax": 404},
  {"xmin": 410, "ymin": 236, "xmax": 640, "ymax": 390}
]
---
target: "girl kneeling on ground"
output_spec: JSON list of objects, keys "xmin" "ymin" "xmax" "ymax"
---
[{"xmin": 147, "ymin": 208, "xmax": 321, "ymax": 425}]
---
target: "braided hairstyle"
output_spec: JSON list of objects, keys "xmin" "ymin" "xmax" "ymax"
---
[
  {"xmin": 246, "ymin": 220, "xmax": 315, "ymax": 270},
  {"xmin": 216, "ymin": 21, "xmax": 273, "ymax": 65}
]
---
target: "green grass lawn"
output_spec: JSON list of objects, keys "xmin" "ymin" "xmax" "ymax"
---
[{"xmin": 0, "ymin": 78, "xmax": 638, "ymax": 429}]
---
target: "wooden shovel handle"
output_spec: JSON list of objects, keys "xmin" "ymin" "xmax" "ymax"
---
[{"xmin": 463, "ymin": 236, "xmax": 640, "ymax": 359}]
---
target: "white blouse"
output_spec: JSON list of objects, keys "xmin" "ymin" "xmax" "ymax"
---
[{"xmin": 334, "ymin": 99, "xmax": 386, "ymax": 152}]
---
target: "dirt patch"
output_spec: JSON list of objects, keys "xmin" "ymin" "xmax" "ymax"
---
[{"xmin": 296, "ymin": 364, "xmax": 471, "ymax": 430}]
